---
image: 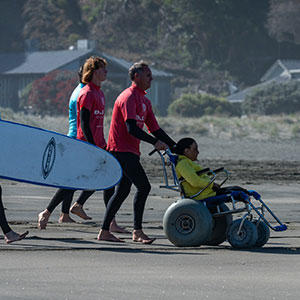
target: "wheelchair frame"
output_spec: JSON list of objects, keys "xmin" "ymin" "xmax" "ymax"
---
[{"xmin": 155, "ymin": 149, "xmax": 287, "ymax": 247}]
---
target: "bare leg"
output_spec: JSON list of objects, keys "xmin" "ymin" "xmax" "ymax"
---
[
  {"xmin": 132, "ymin": 229, "xmax": 155, "ymax": 244},
  {"xmin": 38, "ymin": 209, "xmax": 51, "ymax": 230},
  {"xmin": 58, "ymin": 213, "xmax": 76, "ymax": 223},
  {"xmin": 4, "ymin": 230, "xmax": 29, "ymax": 244},
  {"xmin": 70, "ymin": 202, "xmax": 92, "ymax": 220},
  {"xmin": 97, "ymin": 229, "xmax": 124, "ymax": 242},
  {"xmin": 110, "ymin": 218, "xmax": 130, "ymax": 233}
]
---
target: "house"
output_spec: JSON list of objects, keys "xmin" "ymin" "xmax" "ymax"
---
[
  {"xmin": 227, "ymin": 59, "xmax": 300, "ymax": 103},
  {"xmin": 0, "ymin": 40, "xmax": 173, "ymax": 114}
]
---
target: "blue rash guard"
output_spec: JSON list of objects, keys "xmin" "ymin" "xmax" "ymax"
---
[{"xmin": 67, "ymin": 83, "xmax": 85, "ymax": 138}]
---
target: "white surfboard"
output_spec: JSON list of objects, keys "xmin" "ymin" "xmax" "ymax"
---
[{"xmin": 0, "ymin": 120, "xmax": 122, "ymax": 190}]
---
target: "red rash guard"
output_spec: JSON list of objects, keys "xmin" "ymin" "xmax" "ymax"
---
[
  {"xmin": 76, "ymin": 82, "xmax": 106, "ymax": 149},
  {"xmin": 107, "ymin": 83, "xmax": 160, "ymax": 156}
]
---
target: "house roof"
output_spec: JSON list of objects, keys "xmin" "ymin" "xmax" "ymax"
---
[
  {"xmin": 260, "ymin": 59, "xmax": 300, "ymax": 82},
  {"xmin": 101, "ymin": 52, "xmax": 173, "ymax": 77},
  {"xmin": 0, "ymin": 49, "xmax": 173, "ymax": 77},
  {"xmin": 0, "ymin": 49, "xmax": 92, "ymax": 74},
  {"xmin": 227, "ymin": 77, "xmax": 288, "ymax": 103}
]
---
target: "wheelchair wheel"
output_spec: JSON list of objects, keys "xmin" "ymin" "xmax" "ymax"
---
[
  {"xmin": 227, "ymin": 219, "xmax": 258, "ymax": 249},
  {"xmin": 205, "ymin": 203, "xmax": 233, "ymax": 246},
  {"xmin": 163, "ymin": 199, "xmax": 213, "ymax": 247},
  {"xmin": 252, "ymin": 220, "xmax": 270, "ymax": 248}
]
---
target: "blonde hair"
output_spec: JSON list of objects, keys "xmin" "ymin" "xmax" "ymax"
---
[{"xmin": 82, "ymin": 56, "xmax": 107, "ymax": 84}]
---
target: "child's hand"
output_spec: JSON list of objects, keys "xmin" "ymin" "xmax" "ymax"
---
[{"xmin": 212, "ymin": 183, "xmax": 220, "ymax": 192}]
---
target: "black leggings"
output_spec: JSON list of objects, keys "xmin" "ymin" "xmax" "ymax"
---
[
  {"xmin": 47, "ymin": 189, "xmax": 95, "ymax": 214},
  {"xmin": 216, "ymin": 185, "xmax": 250, "ymax": 201},
  {"xmin": 0, "ymin": 185, "xmax": 11, "ymax": 234},
  {"xmin": 46, "ymin": 186, "xmax": 115, "ymax": 214},
  {"xmin": 102, "ymin": 152, "xmax": 151, "ymax": 231}
]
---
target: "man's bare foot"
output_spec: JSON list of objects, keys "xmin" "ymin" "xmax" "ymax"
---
[
  {"xmin": 38, "ymin": 209, "xmax": 50, "ymax": 230},
  {"xmin": 132, "ymin": 229, "xmax": 156, "ymax": 244},
  {"xmin": 97, "ymin": 229, "xmax": 124, "ymax": 242},
  {"xmin": 70, "ymin": 202, "xmax": 92, "ymax": 220},
  {"xmin": 110, "ymin": 218, "xmax": 130, "ymax": 234},
  {"xmin": 58, "ymin": 213, "xmax": 76, "ymax": 223},
  {"xmin": 4, "ymin": 230, "xmax": 29, "ymax": 244}
]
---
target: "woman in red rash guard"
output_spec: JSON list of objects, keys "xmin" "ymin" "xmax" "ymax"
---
[{"xmin": 38, "ymin": 56, "xmax": 126, "ymax": 233}]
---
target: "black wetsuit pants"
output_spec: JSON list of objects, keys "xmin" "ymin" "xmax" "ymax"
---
[
  {"xmin": 47, "ymin": 189, "xmax": 91, "ymax": 214},
  {"xmin": 102, "ymin": 152, "xmax": 151, "ymax": 231},
  {"xmin": 47, "ymin": 186, "xmax": 115, "ymax": 214},
  {"xmin": 0, "ymin": 185, "xmax": 11, "ymax": 234},
  {"xmin": 216, "ymin": 185, "xmax": 250, "ymax": 201}
]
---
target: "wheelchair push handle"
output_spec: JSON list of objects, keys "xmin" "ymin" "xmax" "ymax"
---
[
  {"xmin": 148, "ymin": 149, "xmax": 157, "ymax": 156},
  {"xmin": 149, "ymin": 147, "xmax": 174, "ymax": 156}
]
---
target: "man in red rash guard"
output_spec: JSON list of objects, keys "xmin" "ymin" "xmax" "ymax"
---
[
  {"xmin": 38, "ymin": 56, "xmax": 125, "ymax": 233},
  {"xmin": 98, "ymin": 61, "xmax": 176, "ymax": 244}
]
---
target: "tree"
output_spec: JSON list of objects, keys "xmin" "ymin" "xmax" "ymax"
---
[
  {"xmin": 267, "ymin": 0, "xmax": 300, "ymax": 44},
  {"xmin": 22, "ymin": 0, "xmax": 86, "ymax": 50},
  {"xmin": 0, "ymin": 0, "xmax": 24, "ymax": 51},
  {"xmin": 23, "ymin": 70, "xmax": 77, "ymax": 116}
]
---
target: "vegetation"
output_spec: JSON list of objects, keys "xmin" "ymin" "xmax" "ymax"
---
[
  {"xmin": 2, "ymin": 0, "xmax": 300, "ymax": 117},
  {"xmin": 1, "ymin": 105, "xmax": 299, "ymax": 141},
  {"xmin": 20, "ymin": 71, "xmax": 122, "ymax": 115},
  {"xmin": 168, "ymin": 93, "xmax": 241, "ymax": 117},
  {"xmin": 2, "ymin": 0, "xmax": 300, "ymax": 88},
  {"xmin": 242, "ymin": 81, "xmax": 300, "ymax": 115},
  {"xmin": 21, "ymin": 70, "xmax": 77, "ymax": 116}
]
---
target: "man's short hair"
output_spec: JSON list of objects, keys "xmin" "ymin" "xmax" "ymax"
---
[
  {"xmin": 82, "ymin": 56, "xmax": 107, "ymax": 84},
  {"xmin": 129, "ymin": 61, "xmax": 149, "ymax": 81}
]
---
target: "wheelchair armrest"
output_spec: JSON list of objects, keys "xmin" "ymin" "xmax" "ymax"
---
[
  {"xmin": 212, "ymin": 167, "xmax": 224, "ymax": 173},
  {"xmin": 196, "ymin": 168, "xmax": 210, "ymax": 176}
]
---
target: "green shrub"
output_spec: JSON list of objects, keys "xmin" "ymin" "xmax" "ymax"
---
[
  {"xmin": 168, "ymin": 93, "xmax": 241, "ymax": 117},
  {"xmin": 292, "ymin": 124, "xmax": 300, "ymax": 138},
  {"xmin": 242, "ymin": 81, "xmax": 300, "ymax": 115},
  {"xmin": 101, "ymin": 80, "xmax": 122, "ymax": 109}
]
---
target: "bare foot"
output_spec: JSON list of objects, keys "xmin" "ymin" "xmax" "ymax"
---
[
  {"xmin": 110, "ymin": 218, "xmax": 130, "ymax": 234},
  {"xmin": 132, "ymin": 229, "xmax": 156, "ymax": 245},
  {"xmin": 70, "ymin": 202, "xmax": 92, "ymax": 220},
  {"xmin": 97, "ymin": 229, "xmax": 124, "ymax": 242},
  {"xmin": 4, "ymin": 230, "xmax": 29, "ymax": 244},
  {"xmin": 38, "ymin": 209, "xmax": 50, "ymax": 230},
  {"xmin": 58, "ymin": 213, "xmax": 76, "ymax": 223}
]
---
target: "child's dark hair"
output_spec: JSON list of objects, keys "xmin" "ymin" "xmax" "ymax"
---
[{"xmin": 173, "ymin": 137, "xmax": 196, "ymax": 155}]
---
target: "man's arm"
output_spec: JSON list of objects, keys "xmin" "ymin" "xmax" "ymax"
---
[
  {"xmin": 152, "ymin": 128, "xmax": 176, "ymax": 149},
  {"xmin": 80, "ymin": 107, "xmax": 95, "ymax": 145},
  {"xmin": 126, "ymin": 119, "xmax": 157, "ymax": 144},
  {"xmin": 126, "ymin": 119, "xmax": 167, "ymax": 150}
]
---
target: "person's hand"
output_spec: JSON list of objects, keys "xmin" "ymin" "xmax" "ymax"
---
[{"xmin": 154, "ymin": 140, "xmax": 168, "ymax": 151}]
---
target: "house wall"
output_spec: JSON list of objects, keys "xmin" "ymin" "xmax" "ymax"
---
[
  {"xmin": 147, "ymin": 79, "xmax": 171, "ymax": 115},
  {"xmin": 0, "ymin": 75, "xmax": 17, "ymax": 108},
  {"xmin": 0, "ymin": 54, "xmax": 173, "ymax": 114},
  {"xmin": 262, "ymin": 65, "xmax": 284, "ymax": 82},
  {"xmin": 0, "ymin": 74, "xmax": 42, "ymax": 110}
]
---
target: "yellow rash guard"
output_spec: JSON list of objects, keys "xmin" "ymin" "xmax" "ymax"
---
[{"xmin": 175, "ymin": 155, "xmax": 216, "ymax": 200}]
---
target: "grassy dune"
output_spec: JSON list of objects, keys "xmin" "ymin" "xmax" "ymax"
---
[{"xmin": 1, "ymin": 107, "xmax": 300, "ymax": 141}]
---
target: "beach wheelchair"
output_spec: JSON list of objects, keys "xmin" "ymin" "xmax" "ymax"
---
[{"xmin": 152, "ymin": 149, "xmax": 287, "ymax": 249}]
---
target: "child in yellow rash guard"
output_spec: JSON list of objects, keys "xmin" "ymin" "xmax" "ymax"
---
[
  {"xmin": 173, "ymin": 137, "xmax": 219, "ymax": 200},
  {"xmin": 173, "ymin": 137, "xmax": 253, "ymax": 203},
  {"xmin": 175, "ymin": 154, "xmax": 216, "ymax": 200}
]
